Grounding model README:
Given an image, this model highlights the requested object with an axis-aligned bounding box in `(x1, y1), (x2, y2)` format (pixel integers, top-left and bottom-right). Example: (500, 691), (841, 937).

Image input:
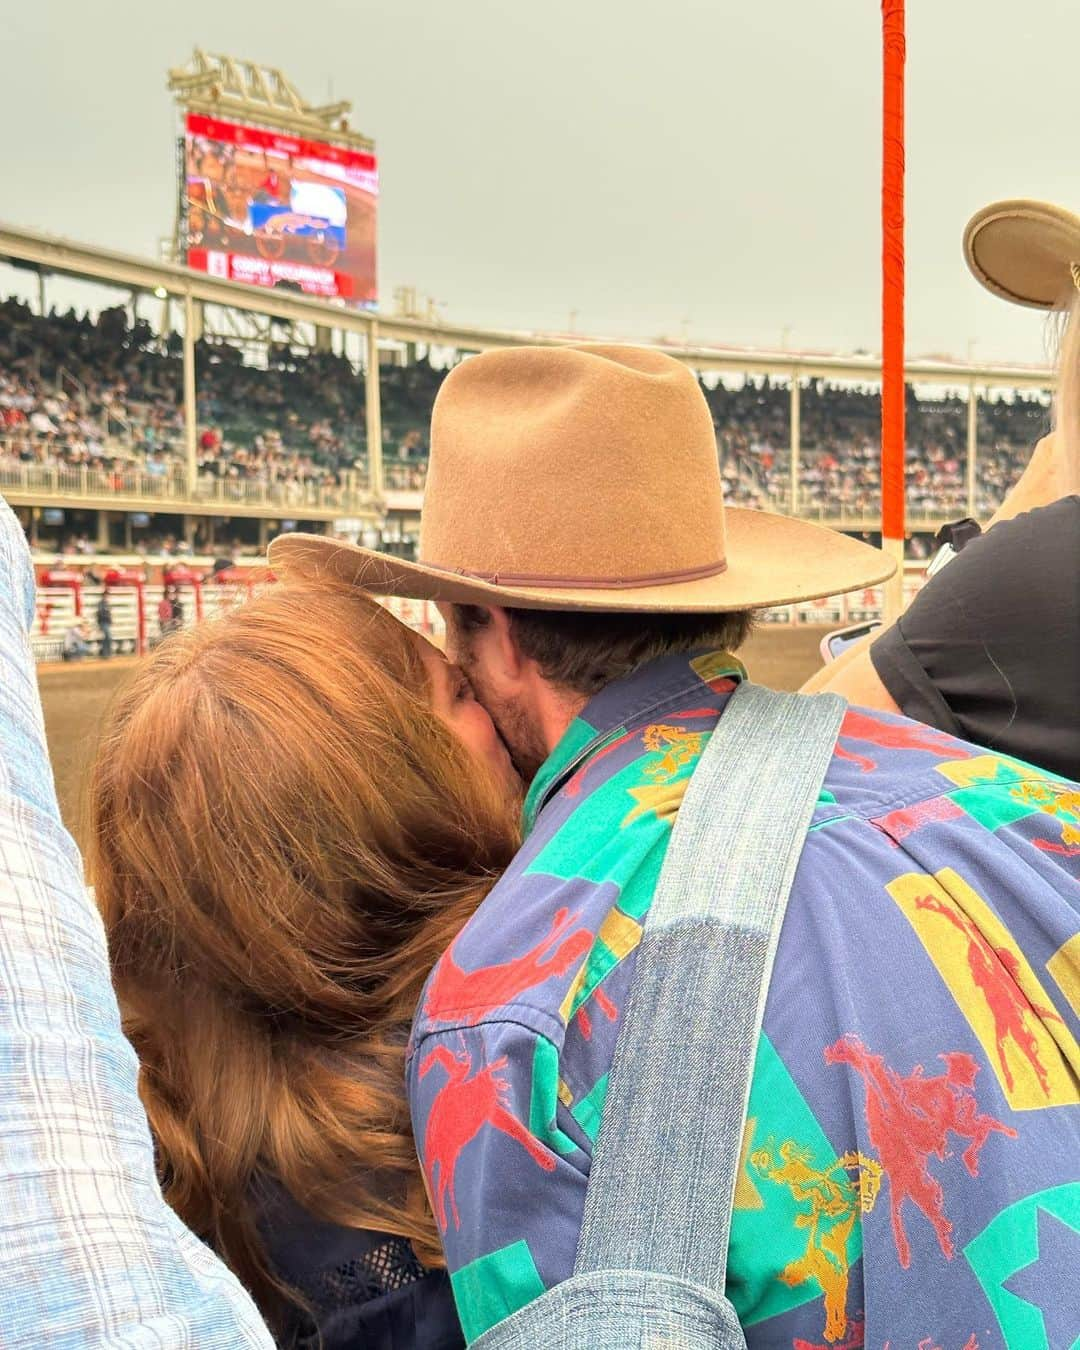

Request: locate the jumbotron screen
(182, 112), (378, 306)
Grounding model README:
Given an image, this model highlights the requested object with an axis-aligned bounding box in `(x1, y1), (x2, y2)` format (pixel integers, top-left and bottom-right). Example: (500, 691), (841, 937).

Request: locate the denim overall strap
(574, 683), (846, 1291)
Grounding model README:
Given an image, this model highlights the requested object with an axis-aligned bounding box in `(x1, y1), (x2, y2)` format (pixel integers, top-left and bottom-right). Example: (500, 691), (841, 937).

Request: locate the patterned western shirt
(408, 649), (1080, 1350)
(0, 497), (274, 1347)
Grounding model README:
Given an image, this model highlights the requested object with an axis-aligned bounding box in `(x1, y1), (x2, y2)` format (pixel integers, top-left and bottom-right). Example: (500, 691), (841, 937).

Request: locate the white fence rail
(33, 562), (921, 664)
(32, 576), (442, 663)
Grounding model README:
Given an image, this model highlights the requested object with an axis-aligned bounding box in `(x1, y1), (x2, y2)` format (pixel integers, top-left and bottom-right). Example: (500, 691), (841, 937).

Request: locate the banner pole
(881, 0), (906, 621)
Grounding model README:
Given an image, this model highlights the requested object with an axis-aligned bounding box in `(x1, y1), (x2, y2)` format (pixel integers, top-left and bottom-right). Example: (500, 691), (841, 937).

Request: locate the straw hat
(963, 198), (1080, 309)
(269, 344), (893, 612)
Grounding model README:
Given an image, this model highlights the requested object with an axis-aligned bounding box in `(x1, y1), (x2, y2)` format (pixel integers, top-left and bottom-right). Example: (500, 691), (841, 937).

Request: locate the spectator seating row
(1, 294), (1049, 518)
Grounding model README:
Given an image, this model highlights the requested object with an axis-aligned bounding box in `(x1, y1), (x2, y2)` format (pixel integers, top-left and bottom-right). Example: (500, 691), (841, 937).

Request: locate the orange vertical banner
(881, 0), (906, 549)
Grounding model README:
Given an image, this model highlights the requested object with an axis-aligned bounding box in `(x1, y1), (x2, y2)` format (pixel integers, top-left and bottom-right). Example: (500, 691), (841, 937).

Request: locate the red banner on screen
(182, 112), (377, 307)
(186, 113), (377, 173)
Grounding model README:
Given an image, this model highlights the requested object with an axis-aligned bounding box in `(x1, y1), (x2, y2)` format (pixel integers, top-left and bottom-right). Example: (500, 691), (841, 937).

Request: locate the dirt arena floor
(39, 626), (830, 853)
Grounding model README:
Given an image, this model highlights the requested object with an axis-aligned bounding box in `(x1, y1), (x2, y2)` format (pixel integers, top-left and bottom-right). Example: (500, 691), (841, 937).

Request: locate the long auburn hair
(88, 583), (518, 1328)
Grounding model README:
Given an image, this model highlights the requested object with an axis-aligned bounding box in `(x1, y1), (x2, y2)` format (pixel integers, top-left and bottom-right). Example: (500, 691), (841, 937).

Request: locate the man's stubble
(457, 654), (550, 785)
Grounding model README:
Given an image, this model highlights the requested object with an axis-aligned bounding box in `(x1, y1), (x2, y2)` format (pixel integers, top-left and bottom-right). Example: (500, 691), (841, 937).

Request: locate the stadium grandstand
(0, 220), (1055, 658)
(0, 49), (1056, 658)
(0, 276), (1052, 538)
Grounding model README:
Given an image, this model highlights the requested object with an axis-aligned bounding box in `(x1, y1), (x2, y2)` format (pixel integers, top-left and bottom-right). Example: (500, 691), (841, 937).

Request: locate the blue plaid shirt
(0, 496), (273, 1347)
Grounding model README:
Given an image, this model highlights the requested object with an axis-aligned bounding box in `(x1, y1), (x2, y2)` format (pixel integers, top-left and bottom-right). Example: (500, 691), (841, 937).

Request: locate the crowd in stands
(48, 532), (200, 561)
(708, 376), (1048, 519)
(0, 297), (182, 475)
(0, 294), (446, 498)
(0, 294), (1048, 518)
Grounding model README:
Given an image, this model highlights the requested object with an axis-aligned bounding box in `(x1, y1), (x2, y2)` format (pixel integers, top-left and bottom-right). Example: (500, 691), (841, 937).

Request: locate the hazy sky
(3, 1), (1078, 365)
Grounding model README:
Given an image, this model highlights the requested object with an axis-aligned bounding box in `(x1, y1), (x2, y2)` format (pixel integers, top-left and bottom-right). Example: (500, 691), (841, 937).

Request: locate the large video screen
(182, 112), (378, 306)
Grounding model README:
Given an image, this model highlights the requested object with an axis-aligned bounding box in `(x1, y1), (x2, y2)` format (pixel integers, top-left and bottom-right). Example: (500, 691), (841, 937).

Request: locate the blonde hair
(89, 584), (519, 1330)
(1053, 289), (1080, 493)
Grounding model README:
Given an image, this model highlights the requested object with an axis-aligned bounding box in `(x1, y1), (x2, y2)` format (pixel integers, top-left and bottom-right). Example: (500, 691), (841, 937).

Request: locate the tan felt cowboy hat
(269, 344), (894, 612)
(964, 198), (1080, 310)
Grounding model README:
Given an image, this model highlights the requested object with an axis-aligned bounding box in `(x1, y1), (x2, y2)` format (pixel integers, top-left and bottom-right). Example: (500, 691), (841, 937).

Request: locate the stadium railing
(0, 456), (371, 515)
(1, 441), (981, 533)
(28, 570), (932, 664)
(2, 458), (968, 533)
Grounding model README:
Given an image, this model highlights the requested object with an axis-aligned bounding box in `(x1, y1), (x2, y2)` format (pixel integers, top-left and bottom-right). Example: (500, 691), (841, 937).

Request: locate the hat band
(417, 557), (728, 590)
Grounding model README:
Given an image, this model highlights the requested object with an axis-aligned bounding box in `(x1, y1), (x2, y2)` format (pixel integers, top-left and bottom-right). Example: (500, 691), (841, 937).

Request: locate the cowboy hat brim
(268, 509), (895, 613)
(963, 198), (1080, 310)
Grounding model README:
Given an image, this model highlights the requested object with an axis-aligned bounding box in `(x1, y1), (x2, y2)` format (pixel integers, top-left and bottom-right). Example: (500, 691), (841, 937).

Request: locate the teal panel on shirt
(523, 716), (604, 831)
(524, 753), (688, 902)
(529, 1036), (583, 1158)
(450, 1239), (548, 1343)
(963, 1182), (1080, 1349)
(808, 786), (854, 832)
(727, 1033), (864, 1336)
(950, 782), (1047, 834)
(570, 1072), (609, 1144)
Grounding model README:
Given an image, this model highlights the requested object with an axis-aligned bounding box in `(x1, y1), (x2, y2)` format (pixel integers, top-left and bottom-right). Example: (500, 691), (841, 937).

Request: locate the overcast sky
(2, 0), (1077, 365)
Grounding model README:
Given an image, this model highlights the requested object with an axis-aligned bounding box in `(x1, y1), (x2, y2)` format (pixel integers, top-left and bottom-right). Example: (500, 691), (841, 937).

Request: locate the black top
(870, 496), (1080, 780)
(258, 1183), (464, 1350)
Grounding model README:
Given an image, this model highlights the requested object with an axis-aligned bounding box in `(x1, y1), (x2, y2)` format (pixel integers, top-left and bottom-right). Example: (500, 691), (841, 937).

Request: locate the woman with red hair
(89, 584), (521, 1349)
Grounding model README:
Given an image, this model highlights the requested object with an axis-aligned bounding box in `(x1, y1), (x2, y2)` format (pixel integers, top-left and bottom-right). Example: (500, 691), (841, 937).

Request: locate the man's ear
(486, 606), (526, 682)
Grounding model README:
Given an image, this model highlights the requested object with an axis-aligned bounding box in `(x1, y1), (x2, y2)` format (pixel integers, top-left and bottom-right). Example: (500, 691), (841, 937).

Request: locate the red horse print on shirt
(419, 1043), (556, 1231)
(835, 710), (970, 774)
(871, 796), (966, 844)
(913, 893), (1063, 1096)
(825, 1035), (1015, 1270)
(575, 985), (619, 1040)
(423, 907), (593, 1027)
(564, 730), (639, 797)
(794, 1319), (865, 1350)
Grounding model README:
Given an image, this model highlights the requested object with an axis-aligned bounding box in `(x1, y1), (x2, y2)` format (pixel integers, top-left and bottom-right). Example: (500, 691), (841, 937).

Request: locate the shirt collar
(523, 648), (746, 831)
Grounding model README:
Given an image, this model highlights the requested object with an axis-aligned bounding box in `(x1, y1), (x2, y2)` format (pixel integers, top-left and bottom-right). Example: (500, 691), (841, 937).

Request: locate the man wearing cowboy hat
(271, 345), (1080, 1348)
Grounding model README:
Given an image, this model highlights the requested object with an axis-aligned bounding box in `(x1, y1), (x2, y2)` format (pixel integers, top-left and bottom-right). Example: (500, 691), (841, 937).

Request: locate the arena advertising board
(181, 112), (378, 306)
